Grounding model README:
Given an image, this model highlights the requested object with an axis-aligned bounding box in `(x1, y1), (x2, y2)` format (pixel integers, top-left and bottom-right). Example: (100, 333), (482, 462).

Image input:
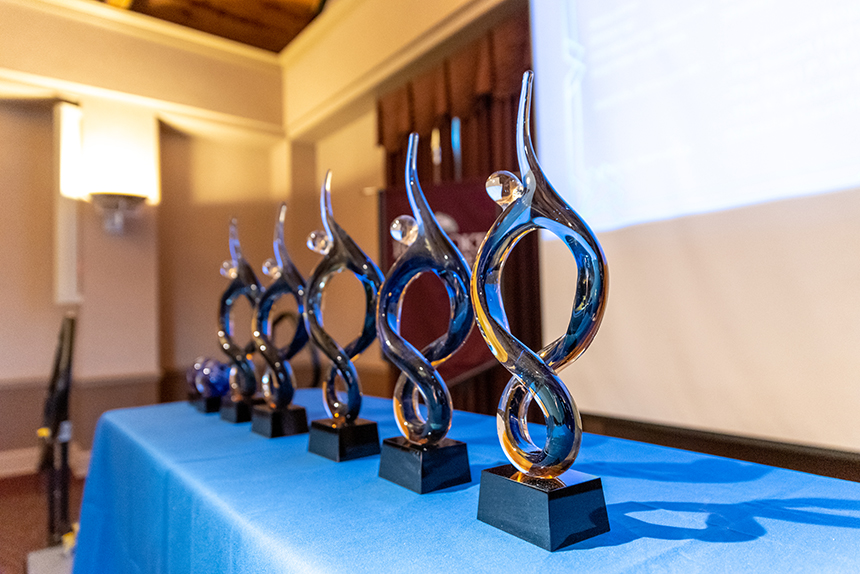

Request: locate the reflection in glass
(304, 172), (384, 422)
(377, 133), (473, 446)
(218, 219), (263, 404)
(253, 203), (309, 410)
(187, 357), (230, 398)
(472, 71), (609, 479)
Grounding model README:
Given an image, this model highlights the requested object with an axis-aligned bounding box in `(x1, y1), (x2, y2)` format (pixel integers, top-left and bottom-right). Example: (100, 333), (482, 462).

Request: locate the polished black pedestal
(307, 418), (380, 462)
(378, 436), (471, 493)
(219, 397), (263, 423)
(251, 404), (308, 438)
(477, 464), (609, 551)
(191, 396), (222, 413)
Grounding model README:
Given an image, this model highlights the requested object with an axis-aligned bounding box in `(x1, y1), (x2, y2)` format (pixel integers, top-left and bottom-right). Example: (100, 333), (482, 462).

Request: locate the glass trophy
(376, 133), (473, 493)
(249, 203), (311, 438)
(218, 219), (264, 423)
(187, 357), (230, 413)
(472, 71), (610, 550)
(303, 171), (384, 461)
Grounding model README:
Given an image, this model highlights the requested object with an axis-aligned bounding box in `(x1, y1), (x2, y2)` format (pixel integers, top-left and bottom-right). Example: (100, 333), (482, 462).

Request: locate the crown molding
(0, 68), (285, 138)
(6, 0), (281, 71)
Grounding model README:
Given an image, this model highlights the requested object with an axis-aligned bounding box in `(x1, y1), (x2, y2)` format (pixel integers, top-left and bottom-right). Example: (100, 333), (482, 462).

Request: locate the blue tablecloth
(73, 389), (860, 573)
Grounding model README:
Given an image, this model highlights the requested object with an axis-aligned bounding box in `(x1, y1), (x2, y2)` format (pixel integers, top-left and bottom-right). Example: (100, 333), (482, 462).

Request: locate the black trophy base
(477, 463), (610, 551)
(219, 397), (263, 423)
(251, 404), (309, 438)
(307, 418), (380, 462)
(378, 436), (471, 494)
(191, 396), (222, 413)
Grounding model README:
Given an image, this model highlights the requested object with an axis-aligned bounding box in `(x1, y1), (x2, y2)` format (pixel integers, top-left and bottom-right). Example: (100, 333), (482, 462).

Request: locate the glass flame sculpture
(304, 172), (384, 423)
(472, 71), (609, 480)
(253, 203), (309, 411)
(218, 219), (263, 408)
(377, 133), (474, 446)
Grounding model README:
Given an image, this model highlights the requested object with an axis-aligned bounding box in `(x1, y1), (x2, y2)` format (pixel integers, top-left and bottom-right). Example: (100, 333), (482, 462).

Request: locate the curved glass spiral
(377, 133), (474, 446)
(304, 172), (384, 422)
(471, 71), (609, 479)
(218, 219), (263, 403)
(253, 203), (310, 410)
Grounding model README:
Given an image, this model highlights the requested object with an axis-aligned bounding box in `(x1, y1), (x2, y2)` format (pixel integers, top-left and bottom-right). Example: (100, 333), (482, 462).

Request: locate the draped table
(73, 389), (860, 573)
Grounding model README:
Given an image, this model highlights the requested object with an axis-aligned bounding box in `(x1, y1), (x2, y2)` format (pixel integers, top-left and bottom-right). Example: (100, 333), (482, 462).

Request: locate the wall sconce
(56, 96), (159, 236)
(53, 96), (159, 303)
(89, 192), (147, 235)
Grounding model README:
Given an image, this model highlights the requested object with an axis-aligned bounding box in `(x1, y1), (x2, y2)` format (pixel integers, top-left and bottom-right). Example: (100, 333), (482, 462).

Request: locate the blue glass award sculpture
(376, 133), (473, 493)
(218, 219), (264, 423)
(472, 71), (610, 550)
(188, 357), (230, 413)
(303, 171), (384, 461)
(250, 203), (311, 438)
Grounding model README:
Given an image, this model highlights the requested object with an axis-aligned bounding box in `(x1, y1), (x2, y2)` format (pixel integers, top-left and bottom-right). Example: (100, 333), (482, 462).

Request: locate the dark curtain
(376, 10), (542, 415)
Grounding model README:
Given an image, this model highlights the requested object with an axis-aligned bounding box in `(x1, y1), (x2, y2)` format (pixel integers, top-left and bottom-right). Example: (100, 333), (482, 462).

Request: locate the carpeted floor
(0, 474), (84, 574)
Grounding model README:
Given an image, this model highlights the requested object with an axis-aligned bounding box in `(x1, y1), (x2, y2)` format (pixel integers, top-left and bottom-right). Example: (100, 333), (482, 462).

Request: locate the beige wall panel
(158, 125), (283, 373)
(0, 101), (65, 380)
(74, 200), (159, 378)
(541, 188), (860, 452)
(284, 141), (319, 278)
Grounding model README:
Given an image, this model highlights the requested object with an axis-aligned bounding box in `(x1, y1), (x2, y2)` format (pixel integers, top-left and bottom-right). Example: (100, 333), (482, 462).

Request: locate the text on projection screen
(562, 0), (860, 231)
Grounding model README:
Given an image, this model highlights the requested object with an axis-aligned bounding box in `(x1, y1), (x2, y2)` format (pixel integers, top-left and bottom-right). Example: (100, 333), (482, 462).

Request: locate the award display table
(73, 389), (860, 573)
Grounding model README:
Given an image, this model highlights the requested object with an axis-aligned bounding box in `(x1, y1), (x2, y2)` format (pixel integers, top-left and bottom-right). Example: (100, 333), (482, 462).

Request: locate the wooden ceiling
(102, 0), (326, 53)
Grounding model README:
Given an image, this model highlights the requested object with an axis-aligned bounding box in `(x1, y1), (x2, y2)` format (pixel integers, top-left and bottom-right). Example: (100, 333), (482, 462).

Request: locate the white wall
(532, 0), (860, 452)
(541, 189), (860, 452)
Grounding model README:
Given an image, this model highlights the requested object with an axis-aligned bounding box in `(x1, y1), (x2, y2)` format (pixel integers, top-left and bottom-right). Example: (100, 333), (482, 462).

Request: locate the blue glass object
(188, 357), (230, 398)
(253, 203), (309, 410)
(377, 133), (474, 446)
(472, 71), (609, 479)
(304, 172), (384, 422)
(218, 219), (263, 403)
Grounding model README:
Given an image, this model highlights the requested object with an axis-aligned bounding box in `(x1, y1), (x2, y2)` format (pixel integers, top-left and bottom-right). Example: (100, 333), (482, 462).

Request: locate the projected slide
(561, 0), (860, 230)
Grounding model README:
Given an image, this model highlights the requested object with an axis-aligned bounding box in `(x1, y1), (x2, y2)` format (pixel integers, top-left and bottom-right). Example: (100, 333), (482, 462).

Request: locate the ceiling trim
(0, 67), (285, 138)
(9, 0), (282, 70)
